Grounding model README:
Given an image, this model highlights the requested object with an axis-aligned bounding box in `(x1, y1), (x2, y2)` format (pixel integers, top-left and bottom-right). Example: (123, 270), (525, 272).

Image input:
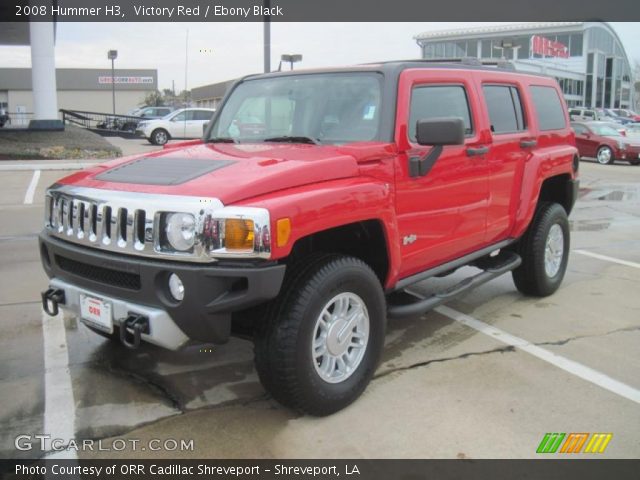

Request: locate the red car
(40, 61), (579, 415)
(572, 121), (640, 165)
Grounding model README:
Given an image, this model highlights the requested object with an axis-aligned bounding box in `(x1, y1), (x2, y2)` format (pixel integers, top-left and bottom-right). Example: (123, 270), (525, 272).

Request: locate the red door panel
(393, 69), (489, 279)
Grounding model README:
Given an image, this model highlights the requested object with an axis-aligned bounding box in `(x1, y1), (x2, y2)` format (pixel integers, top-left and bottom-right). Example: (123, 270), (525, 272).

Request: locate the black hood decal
(96, 157), (235, 185)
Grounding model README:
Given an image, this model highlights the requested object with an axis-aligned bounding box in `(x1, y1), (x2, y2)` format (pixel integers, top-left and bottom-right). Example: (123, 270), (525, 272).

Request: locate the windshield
(208, 73), (382, 144)
(591, 125), (621, 136)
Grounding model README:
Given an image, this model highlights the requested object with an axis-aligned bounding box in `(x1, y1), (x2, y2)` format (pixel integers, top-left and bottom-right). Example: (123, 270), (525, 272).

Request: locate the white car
(136, 108), (215, 145)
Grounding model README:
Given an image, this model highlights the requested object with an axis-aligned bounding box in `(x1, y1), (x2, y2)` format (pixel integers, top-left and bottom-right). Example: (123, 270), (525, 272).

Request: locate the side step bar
(387, 251), (521, 318)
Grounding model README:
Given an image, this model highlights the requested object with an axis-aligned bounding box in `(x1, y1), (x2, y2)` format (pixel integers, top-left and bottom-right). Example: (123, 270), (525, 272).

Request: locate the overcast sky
(1, 22), (638, 91)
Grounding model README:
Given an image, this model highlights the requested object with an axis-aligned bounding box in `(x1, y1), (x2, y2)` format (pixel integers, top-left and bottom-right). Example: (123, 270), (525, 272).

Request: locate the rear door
(394, 69), (490, 278)
(479, 80), (531, 242)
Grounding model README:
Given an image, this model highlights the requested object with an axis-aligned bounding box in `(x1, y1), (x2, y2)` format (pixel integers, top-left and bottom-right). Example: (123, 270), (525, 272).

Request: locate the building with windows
(415, 22), (634, 109)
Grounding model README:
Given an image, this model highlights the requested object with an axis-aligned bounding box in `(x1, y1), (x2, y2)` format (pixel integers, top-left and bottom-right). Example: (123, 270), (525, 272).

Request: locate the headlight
(164, 212), (196, 251)
(158, 206), (272, 260)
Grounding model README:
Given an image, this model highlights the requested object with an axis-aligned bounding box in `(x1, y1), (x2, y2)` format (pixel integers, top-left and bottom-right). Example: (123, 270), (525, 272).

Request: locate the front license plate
(80, 294), (113, 333)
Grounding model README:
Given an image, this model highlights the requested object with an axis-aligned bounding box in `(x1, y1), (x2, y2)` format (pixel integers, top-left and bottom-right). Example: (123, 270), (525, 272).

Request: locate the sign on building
(98, 76), (154, 85)
(530, 35), (569, 59)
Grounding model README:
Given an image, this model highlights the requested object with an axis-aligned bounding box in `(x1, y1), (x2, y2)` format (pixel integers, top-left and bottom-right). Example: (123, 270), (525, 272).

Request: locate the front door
(394, 70), (489, 279)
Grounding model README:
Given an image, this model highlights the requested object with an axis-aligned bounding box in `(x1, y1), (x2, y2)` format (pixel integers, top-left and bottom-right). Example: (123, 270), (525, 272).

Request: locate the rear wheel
(512, 202), (570, 297)
(596, 145), (614, 165)
(254, 254), (386, 416)
(629, 159), (640, 166)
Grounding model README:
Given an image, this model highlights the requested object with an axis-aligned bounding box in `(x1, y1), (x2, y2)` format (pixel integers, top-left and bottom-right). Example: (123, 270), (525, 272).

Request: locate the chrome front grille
(44, 185), (225, 262)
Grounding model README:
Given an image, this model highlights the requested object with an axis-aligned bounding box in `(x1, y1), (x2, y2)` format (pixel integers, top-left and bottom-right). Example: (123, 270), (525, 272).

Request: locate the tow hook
(119, 313), (150, 349)
(41, 288), (65, 316)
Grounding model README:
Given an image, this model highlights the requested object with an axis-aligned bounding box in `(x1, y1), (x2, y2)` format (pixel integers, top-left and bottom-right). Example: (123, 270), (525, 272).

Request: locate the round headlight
(165, 213), (196, 251)
(168, 273), (184, 302)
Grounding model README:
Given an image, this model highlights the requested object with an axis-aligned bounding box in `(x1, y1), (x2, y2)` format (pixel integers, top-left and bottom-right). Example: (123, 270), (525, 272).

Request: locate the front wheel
(150, 128), (169, 145)
(512, 202), (570, 297)
(629, 159), (640, 166)
(596, 145), (614, 165)
(254, 254), (386, 416)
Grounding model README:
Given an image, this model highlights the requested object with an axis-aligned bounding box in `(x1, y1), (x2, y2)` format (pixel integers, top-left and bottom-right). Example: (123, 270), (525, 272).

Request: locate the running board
(387, 251), (521, 318)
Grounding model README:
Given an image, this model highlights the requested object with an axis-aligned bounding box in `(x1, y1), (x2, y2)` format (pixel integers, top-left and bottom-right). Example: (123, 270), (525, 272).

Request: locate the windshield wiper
(263, 136), (319, 145)
(208, 137), (237, 144)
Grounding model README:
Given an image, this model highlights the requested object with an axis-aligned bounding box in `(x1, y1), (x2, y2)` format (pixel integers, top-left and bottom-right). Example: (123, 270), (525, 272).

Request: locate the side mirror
(416, 117), (465, 146)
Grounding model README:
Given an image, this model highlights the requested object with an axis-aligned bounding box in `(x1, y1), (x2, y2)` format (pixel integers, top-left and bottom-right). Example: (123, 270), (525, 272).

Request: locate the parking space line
(434, 305), (640, 405)
(42, 311), (77, 459)
(23, 170), (41, 204)
(0, 162), (96, 171)
(573, 249), (640, 270)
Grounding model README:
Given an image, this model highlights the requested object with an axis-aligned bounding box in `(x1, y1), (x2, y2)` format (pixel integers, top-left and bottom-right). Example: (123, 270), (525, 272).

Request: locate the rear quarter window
(529, 85), (567, 131)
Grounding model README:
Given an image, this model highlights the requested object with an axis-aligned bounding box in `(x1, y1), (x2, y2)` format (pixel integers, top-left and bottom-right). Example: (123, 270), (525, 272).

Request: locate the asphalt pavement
(0, 151), (638, 460)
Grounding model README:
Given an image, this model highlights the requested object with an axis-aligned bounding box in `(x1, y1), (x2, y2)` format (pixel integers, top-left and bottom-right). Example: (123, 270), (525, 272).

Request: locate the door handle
(466, 146), (489, 156)
(520, 139), (537, 148)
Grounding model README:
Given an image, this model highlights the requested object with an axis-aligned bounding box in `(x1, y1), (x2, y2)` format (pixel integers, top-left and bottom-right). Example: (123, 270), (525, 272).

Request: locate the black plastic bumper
(39, 232), (286, 344)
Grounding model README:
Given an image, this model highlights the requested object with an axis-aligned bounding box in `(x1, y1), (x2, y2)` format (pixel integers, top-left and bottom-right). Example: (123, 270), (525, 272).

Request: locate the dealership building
(0, 67), (158, 125)
(0, 20), (157, 128)
(415, 22), (635, 109)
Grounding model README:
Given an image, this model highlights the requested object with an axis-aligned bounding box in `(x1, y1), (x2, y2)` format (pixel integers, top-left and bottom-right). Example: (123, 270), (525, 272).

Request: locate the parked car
(569, 108), (598, 122)
(572, 121), (640, 165)
(594, 108), (626, 125)
(610, 108), (640, 122)
(136, 108), (215, 145)
(118, 106), (174, 132)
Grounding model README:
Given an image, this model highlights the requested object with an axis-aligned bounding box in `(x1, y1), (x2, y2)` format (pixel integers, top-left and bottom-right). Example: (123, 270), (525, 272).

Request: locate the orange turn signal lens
(224, 219), (254, 251)
(276, 218), (291, 247)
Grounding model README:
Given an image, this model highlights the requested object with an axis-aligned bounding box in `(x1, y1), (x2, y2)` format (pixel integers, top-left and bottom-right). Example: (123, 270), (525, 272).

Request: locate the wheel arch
(288, 219), (391, 287)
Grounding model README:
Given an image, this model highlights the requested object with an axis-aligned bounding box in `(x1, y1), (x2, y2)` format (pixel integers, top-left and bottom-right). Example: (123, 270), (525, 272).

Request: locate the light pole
(108, 50), (118, 114)
(280, 54), (302, 71)
(263, 0), (271, 73)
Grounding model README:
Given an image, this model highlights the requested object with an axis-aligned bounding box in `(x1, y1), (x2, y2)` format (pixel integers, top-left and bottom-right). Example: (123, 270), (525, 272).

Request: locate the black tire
(150, 128), (169, 145)
(254, 254), (386, 416)
(512, 202), (570, 297)
(596, 145), (614, 165)
(629, 159), (640, 166)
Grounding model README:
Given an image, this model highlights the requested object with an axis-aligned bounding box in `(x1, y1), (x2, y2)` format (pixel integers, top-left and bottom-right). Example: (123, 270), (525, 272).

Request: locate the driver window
(409, 85), (473, 142)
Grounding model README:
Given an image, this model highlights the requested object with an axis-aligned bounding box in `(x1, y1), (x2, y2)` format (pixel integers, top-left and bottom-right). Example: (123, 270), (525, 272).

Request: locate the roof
(242, 59), (550, 82)
(415, 22), (584, 42)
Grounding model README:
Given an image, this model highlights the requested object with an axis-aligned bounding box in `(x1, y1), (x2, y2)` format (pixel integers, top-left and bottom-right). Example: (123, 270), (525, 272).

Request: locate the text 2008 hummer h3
(40, 60), (579, 415)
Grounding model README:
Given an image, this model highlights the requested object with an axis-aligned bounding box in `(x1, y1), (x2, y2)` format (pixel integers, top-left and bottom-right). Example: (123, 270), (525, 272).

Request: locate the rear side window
(483, 85), (526, 134)
(194, 110), (213, 121)
(409, 85), (473, 141)
(530, 86), (566, 131)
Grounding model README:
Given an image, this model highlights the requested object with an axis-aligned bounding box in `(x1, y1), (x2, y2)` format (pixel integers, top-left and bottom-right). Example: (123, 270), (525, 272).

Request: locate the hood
(57, 142), (365, 204)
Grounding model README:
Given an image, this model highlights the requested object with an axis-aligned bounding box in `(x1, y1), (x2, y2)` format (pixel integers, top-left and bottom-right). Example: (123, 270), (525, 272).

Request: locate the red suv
(40, 60), (579, 415)
(572, 121), (640, 165)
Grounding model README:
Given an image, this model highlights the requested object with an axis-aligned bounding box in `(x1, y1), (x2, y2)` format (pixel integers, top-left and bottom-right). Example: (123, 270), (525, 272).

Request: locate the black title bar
(3, 459), (640, 480)
(1, 0), (640, 22)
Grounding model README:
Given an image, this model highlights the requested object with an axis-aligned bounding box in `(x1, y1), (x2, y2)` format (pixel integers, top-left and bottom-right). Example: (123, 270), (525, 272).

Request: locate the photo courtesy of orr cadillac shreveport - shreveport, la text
(15, 463), (348, 476)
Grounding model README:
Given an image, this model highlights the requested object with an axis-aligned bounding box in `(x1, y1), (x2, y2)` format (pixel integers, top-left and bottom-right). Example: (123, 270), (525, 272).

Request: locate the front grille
(43, 185), (224, 262)
(55, 255), (141, 290)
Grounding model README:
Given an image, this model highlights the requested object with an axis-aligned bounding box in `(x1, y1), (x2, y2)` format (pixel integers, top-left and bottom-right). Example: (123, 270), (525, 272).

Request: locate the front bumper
(39, 232), (286, 348)
(617, 146), (640, 160)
